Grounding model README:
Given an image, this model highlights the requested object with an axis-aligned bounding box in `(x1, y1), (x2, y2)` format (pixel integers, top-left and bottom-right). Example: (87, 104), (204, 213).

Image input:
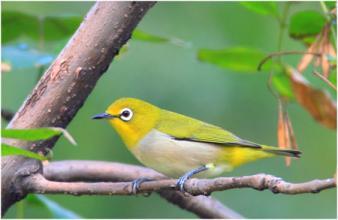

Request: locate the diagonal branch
(1, 2), (155, 214)
(43, 160), (243, 219)
(1, 3), (240, 218)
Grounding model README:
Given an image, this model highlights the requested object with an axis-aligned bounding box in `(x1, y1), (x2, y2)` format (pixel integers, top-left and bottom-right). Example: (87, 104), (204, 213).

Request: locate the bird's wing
(156, 110), (262, 149)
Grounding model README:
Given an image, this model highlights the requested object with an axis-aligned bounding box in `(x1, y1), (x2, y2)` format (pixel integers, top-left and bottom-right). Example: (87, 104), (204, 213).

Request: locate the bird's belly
(131, 129), (232, 178)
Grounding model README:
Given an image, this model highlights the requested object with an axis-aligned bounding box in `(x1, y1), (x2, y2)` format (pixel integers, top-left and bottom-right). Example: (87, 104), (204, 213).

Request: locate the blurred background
(2, 1), (336, 218)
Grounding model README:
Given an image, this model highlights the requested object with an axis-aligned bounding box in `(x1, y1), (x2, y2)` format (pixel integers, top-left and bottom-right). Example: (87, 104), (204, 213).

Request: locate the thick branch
(1, 2), (155, 214)
(43, 161), (243, 219)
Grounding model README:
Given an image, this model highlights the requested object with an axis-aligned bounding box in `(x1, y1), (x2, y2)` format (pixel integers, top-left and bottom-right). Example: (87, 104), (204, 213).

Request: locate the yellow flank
(218, 146), (273, 167)
(96, 97), (301, 178)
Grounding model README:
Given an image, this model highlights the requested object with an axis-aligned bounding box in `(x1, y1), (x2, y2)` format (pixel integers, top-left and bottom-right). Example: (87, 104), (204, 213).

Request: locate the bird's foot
(176, 173), (191, 193)
(176, 165), (209, 193)
(131, 177), (152, 195)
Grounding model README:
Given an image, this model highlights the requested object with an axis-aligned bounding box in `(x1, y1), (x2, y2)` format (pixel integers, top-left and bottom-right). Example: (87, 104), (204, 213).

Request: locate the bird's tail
(261, 145), (301, 158)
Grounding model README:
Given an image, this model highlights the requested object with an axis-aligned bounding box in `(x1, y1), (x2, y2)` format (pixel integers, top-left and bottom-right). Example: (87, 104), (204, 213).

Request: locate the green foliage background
(2, 2), (336, 218)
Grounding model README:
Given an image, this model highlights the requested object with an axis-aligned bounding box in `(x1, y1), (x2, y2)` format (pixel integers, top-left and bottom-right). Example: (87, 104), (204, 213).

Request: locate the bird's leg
(131, 177), (153, 195)
(176, 165), (210, 193)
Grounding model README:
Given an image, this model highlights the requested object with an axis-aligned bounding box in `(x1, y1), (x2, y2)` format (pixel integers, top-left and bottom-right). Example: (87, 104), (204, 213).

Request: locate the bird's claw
(131, 177), (152, 195)
(176, 174), (190, 193)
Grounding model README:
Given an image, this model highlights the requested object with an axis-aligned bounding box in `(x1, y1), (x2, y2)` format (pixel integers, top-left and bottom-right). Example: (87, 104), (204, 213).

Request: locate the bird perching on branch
(93, 98), (301, 192)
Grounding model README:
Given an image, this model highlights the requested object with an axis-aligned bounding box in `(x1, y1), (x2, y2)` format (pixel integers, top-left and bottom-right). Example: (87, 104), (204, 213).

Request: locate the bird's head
(92, 97), (160, 147)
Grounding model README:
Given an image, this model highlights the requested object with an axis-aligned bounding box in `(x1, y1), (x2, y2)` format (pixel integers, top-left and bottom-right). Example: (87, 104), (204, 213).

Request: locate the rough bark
(1, 1), (155, 214)
(43, 160), (243, 219)
(40, 161), (336, 196)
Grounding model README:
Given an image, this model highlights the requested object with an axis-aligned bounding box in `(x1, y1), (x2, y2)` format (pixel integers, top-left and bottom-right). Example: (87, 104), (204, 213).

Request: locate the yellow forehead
(106, 97), (158, 115)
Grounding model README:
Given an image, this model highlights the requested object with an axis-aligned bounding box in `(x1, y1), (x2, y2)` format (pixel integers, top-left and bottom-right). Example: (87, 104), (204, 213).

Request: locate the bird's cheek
(109, 119), (126, 132)
(108, 118), (118, 127)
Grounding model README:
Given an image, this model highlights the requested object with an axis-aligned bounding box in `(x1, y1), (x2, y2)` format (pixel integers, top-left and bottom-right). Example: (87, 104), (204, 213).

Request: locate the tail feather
(262, 146), (301, 158)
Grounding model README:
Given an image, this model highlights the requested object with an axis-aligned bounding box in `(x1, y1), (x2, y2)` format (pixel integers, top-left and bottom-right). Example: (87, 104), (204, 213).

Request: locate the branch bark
(1, 1), (155, 214)
(1, 3), (238, 218)
(39, 161), (336, 196)
(27, 173), (335, 196)
(43, 160), (243, 219)
(19, 160), (335, 218)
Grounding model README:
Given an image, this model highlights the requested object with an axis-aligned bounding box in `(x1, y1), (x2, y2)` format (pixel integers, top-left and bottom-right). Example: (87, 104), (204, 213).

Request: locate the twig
(43, 160), (243, 219)
(313, 71), (337, 91)
(257, 51), (322, 71)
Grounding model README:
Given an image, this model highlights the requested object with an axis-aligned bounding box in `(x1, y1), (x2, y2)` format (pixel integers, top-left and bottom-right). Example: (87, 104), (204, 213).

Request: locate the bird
(92, 97), (301, 193)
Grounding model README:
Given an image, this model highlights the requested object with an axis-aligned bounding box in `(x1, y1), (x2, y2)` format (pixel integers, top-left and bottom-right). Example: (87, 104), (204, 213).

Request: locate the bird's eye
(119, 108), (133, 121)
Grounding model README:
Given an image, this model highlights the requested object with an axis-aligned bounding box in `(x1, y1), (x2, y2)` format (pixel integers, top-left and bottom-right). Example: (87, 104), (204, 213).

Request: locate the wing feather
(156, 110), (261, 149)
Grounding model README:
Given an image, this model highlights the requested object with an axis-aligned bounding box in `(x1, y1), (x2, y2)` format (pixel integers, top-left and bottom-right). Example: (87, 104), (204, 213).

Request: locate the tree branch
(42, 160), (243, 219)
(1, 2), (155, 214)
(39, 160), (336, 218)
(22, 163), (335, 217)
(1, 3), (240, 218)
(35, 161), (337, 196)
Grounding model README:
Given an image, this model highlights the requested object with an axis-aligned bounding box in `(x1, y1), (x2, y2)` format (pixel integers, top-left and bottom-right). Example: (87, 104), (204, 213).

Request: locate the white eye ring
(120, 108), (133, 121)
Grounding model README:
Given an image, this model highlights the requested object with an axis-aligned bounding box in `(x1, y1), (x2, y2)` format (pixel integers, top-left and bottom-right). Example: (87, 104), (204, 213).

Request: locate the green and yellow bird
(93, 97), (301, 192)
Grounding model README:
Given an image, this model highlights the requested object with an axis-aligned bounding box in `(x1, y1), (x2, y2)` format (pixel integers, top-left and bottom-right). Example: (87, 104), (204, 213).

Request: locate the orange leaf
(321, 28), (332, 77)
(328, 42), (337, 58)
(277, 100), (297, 166)
(289, 67), (337, 129)
(297, 42), (317, 73)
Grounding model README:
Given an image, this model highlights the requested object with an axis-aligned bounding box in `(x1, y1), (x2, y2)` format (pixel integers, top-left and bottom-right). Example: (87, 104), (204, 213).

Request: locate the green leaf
(329, 71), (337, 85)
(325, 1), (336, 9)
(1, 143), (47, 160)
(26, 195), (82, 219)
(132, 29), (191, 47)
(272, 71), (295, 99)
(198, 47), (274, 73)
(2, 128), (61, 141)
(289, 11), (326, 41)
(2, 11), (81, 44)
(2, 127), (77, 145)
(240, 2), (279, 17)
(132, 29), (167, 43)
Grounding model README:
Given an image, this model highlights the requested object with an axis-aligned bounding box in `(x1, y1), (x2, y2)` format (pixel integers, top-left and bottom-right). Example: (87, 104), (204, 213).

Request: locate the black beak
(92, 113), (114, 120)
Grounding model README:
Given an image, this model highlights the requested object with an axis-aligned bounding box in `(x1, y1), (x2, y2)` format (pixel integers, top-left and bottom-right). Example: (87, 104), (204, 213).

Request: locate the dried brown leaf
(321, 28), (332, 77)
(277, 100), (297, 166)
(289, 67), (337, 129)
(285, 112), (297, 150)
(298, 24), (336, 76)
(297, 42), (317, 73)
(321, 53), (330, 78)
(328, 42), (337, 58)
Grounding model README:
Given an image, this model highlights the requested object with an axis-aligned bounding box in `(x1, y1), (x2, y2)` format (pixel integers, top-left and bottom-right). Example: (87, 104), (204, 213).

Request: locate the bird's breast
(130, 129), (232, 178)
